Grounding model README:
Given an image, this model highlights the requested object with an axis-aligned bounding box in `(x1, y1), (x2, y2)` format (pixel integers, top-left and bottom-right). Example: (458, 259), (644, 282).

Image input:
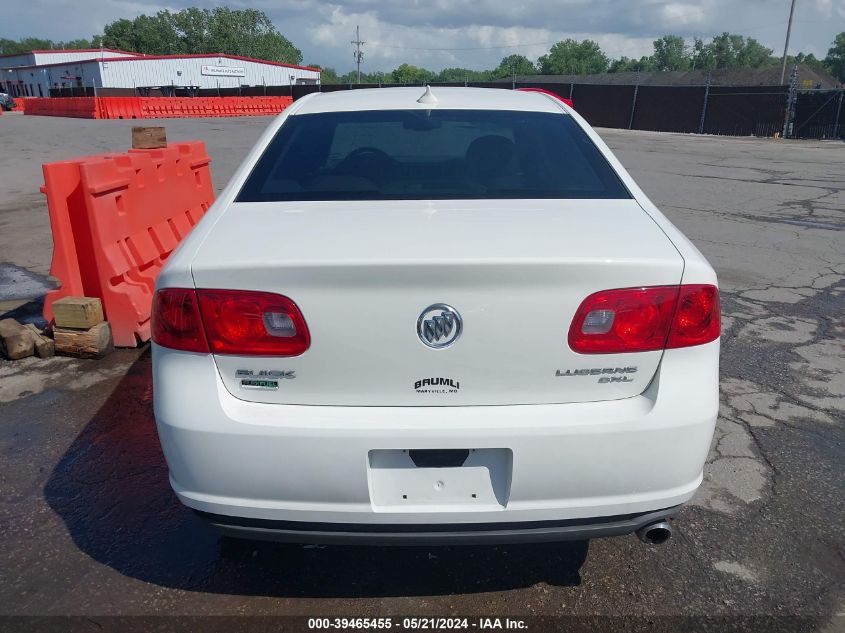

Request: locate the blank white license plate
(367, 448), (512, 512)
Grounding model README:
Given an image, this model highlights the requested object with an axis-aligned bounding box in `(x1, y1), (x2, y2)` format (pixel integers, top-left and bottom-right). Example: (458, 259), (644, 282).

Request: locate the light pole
(779, 0), (797, 85)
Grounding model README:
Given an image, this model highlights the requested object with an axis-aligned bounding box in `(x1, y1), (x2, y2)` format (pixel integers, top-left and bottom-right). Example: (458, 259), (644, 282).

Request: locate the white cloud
(659, 3), (706, 27)
(308, 5), (654, 70)
(0, 0), (842, 72)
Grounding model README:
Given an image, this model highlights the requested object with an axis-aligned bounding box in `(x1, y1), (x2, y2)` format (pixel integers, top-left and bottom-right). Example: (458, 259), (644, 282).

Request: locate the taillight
(152, 288), (311, 356)
(196, 289), (310, 356)
(568, 284), (719, 354)
(569, 286), (679, 353)
(152, 288), (209, 353)
(666, 284), (720, 349)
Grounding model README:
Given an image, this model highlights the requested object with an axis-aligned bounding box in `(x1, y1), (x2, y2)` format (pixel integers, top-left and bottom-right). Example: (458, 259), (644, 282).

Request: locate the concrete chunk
(0, 318), (35, 360)
(23, 323), (56, 358)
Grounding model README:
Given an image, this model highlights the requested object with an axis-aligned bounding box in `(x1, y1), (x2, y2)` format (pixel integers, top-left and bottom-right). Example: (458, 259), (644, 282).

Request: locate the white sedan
(152, 87), (719, 546)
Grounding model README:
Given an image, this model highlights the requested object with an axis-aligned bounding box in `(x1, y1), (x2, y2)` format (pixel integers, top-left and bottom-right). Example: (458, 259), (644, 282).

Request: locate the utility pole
(352, 25), (365, 84)
(628, 72), (640, 130)
(780, 0), (797, 85)
(698, 72), (711, 135)
(782, 65), (798, 138)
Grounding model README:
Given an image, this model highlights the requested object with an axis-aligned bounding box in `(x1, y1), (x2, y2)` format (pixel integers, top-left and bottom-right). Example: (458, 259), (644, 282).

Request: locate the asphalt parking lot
(0, 111), (843, 628)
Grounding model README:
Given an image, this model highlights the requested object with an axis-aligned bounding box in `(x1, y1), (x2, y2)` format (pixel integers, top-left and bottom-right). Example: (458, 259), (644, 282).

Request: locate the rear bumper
(197, 507), (680, 545)
(153, 341), (718, 535)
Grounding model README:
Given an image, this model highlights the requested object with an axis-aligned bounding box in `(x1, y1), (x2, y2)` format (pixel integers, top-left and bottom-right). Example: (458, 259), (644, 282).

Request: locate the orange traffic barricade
(42, 142), (214, 346)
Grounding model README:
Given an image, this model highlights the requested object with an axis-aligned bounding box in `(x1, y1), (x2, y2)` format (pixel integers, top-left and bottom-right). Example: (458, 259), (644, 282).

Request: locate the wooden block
(54, 322), (113, 359)
(132, 126), (167, 149)
(0, 318), (35, 360)
(52, 296), (104, 329)
(24, 323), (55, 358)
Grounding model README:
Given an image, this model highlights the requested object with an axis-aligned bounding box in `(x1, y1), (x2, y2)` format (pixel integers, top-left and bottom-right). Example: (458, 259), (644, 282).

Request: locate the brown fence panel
(264, 86), (294, 97)
(48, 87), (97, 98)
(293, 84), (329, 100)
(103, 80), (838, 139)
(793, 90), (844, 139)
(703, 86), (787, 137)
(567, 84), (635, 129)
(632, 86), (705, 133)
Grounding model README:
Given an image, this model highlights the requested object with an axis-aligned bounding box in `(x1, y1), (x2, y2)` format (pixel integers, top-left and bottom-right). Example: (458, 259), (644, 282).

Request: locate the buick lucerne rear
(152, 87), (719, 545)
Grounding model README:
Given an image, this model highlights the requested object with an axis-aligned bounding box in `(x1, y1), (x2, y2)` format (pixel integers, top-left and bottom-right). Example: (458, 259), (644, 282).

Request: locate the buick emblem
(417, 304), (462, 349)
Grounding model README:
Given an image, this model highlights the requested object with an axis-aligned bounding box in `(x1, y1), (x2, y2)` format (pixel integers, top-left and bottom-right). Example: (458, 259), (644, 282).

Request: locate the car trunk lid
(190, 199), (683, 406)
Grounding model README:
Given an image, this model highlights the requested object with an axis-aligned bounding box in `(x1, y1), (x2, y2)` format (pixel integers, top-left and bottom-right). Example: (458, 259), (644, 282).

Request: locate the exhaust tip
(636, 520), (672, 545)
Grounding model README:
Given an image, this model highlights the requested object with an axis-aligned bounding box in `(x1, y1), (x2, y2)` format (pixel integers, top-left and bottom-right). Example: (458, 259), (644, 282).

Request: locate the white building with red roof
(0, 49), (321, 98)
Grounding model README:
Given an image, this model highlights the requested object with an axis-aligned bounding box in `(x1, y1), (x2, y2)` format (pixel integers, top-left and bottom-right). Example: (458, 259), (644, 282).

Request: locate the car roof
(292, 86), (566, 115)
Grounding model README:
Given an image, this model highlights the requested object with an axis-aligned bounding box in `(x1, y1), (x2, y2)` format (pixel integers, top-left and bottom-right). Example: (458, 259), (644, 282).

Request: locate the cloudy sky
(2, 0), (843, 72)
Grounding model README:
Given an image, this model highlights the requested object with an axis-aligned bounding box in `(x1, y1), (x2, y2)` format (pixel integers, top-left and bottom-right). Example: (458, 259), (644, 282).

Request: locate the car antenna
(417, 85), (438, 105)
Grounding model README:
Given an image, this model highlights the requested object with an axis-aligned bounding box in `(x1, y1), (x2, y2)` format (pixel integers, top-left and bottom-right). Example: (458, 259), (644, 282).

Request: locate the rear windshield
(237, 109), (630, 202)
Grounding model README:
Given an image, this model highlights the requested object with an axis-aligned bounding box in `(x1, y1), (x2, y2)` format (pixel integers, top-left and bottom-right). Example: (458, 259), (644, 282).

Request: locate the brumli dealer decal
(415, 377), (461, 394)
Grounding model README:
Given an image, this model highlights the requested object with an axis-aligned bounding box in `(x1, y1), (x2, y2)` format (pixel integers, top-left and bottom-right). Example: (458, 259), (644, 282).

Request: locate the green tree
(608, 55), (654, 73)
(337, 70), (391, 84)
(57, 37), (102, 49)
(433, 67), (492, 82)
(205, 8), (297, 61)
(733, 36), (773, 67)
(390, 63), (433, 84)
(101, 19), (137, 53)
(824, 31), (845, 82)
(651, 35), (690, 71)
(0, 36), (102, 54)
(784, 52), (827, 73)
(0, 37), (53, 54)
(492, 54), (536, 78)
(171, 8), (211, 54)
(694, 33), (773, 69)
(690, 37), (714, 70)
(16, 37), (57, 52)
(308, 64), (339, 84)
(538, 39), (608, 75)
(132, 11), (182, 54)
(708, 33), (737, 67)
(0, 39), (19, 54)
(100, 7), (302, 64)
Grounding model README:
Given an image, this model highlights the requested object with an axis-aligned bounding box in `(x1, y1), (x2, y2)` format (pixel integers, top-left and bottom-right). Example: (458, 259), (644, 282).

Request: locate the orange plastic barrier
(23, 96), (293, 119)
(41, 153), (122, 311)
(24, 97), (101, 118)
(97, 96), (142, 120)
(11, 97), (29, 111)
(136, 96), (293, 118)
(21, 98), (43, 115)
(42, 142), (214, 346)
